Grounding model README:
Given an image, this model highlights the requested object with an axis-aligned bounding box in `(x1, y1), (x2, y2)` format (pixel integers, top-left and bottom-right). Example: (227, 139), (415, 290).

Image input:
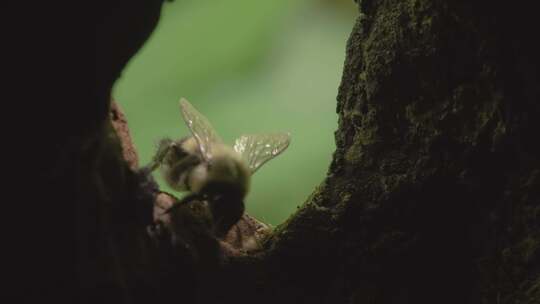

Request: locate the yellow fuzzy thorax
(187, 142), (250, 196)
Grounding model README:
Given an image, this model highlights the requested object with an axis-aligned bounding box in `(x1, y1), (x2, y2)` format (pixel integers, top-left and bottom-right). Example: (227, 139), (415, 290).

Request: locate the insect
(147, 98), (290, 237)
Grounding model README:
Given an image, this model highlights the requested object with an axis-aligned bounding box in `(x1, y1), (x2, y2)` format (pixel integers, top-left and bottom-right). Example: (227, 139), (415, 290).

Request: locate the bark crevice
(85, 1), (539, 303)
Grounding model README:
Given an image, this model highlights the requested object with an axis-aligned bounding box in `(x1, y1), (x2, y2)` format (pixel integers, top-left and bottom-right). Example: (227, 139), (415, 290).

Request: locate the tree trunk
(86, 1), (539, 303)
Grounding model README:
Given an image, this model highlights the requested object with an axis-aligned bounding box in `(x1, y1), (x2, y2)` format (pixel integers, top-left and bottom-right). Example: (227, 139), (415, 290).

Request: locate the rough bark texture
(87, 0), (539, 303)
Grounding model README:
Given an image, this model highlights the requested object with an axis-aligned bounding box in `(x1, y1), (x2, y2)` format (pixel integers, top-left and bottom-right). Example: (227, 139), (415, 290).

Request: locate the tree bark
(87, 1), (539, 303)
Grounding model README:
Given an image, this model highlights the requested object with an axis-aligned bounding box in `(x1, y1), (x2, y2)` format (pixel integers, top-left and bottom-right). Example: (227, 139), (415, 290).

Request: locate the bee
(147, 98), (290, 237)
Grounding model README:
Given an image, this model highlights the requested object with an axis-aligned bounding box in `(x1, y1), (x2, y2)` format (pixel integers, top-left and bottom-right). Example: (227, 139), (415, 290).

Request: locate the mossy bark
(86, 0), (539, 303)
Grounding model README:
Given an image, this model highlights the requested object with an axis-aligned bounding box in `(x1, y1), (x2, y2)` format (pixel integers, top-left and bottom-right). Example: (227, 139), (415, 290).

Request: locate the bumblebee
(148, 98), (290, 236)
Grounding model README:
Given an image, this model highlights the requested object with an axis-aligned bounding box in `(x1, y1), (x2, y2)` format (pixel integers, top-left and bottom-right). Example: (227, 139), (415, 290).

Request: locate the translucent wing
(179, 98), (222, 161)
(234, 133), (291, 174)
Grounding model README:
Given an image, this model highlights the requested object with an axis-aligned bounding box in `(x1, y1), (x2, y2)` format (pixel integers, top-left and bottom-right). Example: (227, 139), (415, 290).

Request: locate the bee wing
(233, 133), (290, 174)
(179, 98), (223, 161)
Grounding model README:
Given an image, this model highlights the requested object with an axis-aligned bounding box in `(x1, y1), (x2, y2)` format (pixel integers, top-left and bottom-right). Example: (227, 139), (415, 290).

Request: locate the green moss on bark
(249, 0), (539, 303)
(88, 1), (538, 303)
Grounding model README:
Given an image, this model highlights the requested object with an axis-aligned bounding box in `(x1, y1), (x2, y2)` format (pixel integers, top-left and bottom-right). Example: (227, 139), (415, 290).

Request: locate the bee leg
(163, 192), (204, 214)
(146, 138), (175, 172)
(210, 198), (245, 238)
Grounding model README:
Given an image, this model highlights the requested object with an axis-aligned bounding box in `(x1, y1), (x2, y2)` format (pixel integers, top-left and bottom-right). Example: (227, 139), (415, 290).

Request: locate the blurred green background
(113, 0), (357, 226)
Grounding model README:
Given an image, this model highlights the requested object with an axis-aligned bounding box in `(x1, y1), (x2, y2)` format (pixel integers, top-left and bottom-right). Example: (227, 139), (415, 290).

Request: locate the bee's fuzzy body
(159, 136), (251, 236)
(161, 137), (250, 197)
(149, 98), (290, 237)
